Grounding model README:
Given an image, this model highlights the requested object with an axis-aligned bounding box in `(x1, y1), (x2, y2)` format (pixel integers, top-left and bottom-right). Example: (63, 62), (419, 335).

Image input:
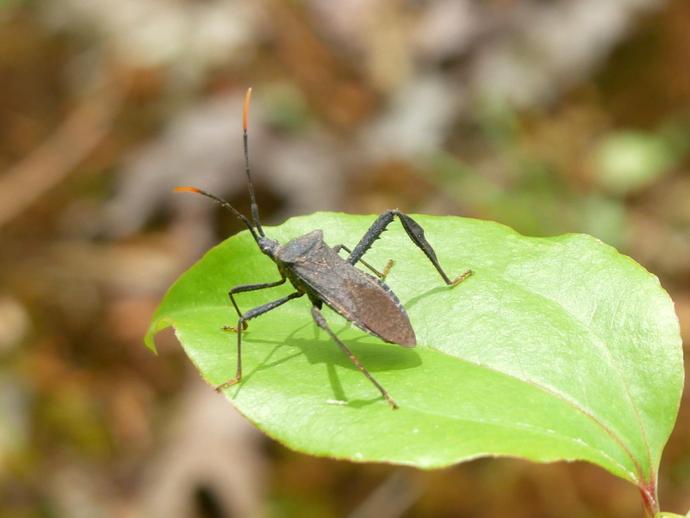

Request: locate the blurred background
(1, 0), (689, 516)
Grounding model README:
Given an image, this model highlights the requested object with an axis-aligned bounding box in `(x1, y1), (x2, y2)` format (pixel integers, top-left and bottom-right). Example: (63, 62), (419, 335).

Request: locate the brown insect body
(276, 230), (416, 347)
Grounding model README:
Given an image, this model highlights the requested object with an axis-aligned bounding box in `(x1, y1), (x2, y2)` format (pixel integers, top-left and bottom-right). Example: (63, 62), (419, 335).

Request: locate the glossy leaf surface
(146, 213), (682, 490)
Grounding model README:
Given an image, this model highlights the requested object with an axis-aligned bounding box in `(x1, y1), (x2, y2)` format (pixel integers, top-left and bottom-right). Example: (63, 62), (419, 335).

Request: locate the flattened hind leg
(310, 306), (398, 409)
(346, 210), (471, 287)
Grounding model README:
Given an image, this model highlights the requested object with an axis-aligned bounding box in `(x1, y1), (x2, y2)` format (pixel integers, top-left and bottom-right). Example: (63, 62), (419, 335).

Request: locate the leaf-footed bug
(175, 88), (472, 409)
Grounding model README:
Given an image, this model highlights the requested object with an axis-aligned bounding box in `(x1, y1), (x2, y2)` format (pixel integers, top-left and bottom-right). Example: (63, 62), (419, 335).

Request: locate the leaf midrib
(398, 401), (634, 477)
(420, 340), (640, 479)
(153, 302), (642, 480)
(240, 378), (634, 476)
(496, 272), (652, 480)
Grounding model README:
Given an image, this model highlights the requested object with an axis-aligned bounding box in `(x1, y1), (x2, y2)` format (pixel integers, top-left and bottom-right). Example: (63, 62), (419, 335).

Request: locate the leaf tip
(144, 317), (174, 355)
(143, 331), (159, 354)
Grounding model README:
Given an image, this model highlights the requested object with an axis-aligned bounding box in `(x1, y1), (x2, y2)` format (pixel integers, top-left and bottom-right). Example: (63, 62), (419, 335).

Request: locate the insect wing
(293, 249), (416, 347)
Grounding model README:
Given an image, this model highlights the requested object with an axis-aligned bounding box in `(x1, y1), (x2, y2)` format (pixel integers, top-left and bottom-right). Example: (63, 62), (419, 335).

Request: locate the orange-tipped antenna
(174, 185), (259, 242)
(242, 87), (264, 237)
(243, 88), (252, 132)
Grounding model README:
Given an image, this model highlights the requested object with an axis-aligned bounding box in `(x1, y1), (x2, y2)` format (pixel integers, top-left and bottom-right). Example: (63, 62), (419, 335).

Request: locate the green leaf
(146, 213), (682, 491)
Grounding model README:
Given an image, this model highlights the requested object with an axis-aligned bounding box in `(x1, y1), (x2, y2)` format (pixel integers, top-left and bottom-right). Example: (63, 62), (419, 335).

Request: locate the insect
(175, 88), (471, 409)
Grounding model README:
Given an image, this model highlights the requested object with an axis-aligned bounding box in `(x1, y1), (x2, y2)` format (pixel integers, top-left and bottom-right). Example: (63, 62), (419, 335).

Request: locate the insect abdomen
(288, 242), (417, 347)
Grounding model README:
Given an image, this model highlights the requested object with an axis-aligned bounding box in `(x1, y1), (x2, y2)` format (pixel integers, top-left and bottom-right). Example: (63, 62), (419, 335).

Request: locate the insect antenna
(174, 186), (260, 243)
(242, 87), (265, 237)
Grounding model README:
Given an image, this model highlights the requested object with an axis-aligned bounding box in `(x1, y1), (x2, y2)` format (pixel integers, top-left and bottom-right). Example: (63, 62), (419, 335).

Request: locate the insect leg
(216, 291), (304, 391)
(333, 244), (394, 281)
(226, 274), (287, 331)
(346, 210), (472, 287)
(310, 306), (398, 409)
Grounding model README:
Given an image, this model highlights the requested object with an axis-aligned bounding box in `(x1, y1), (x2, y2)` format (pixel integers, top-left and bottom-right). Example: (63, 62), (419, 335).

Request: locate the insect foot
(384, 393), (399, 410)
(381, 259), (395, 281)
(215, 377), (240, 392)
(222, 323), (247, 333)
(450, 269), (473, 287)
